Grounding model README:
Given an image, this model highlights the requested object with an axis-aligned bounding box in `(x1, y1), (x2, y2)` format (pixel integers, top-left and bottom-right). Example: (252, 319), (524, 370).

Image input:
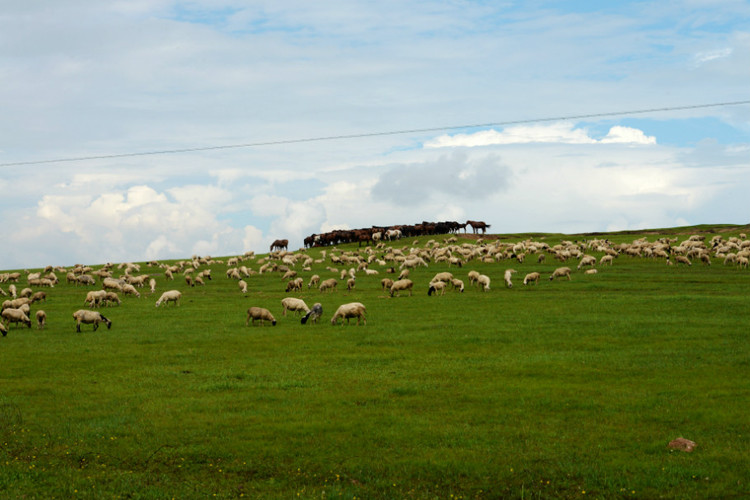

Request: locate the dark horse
(270, 239), (288, 252)
(466, 220), (491, 234)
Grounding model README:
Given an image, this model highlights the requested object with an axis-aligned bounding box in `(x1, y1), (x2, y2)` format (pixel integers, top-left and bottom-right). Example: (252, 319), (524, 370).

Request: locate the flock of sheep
(1, 229), (748, 336)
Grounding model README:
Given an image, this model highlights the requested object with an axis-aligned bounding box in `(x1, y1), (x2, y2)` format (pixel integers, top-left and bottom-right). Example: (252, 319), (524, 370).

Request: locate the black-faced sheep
(155, 290), (182, 307)
(72, 309), (112, 332)
(330, 302), (366, 325)
(428, 281), (447, 296)
(246, 307), (276, 326)
(301, 303), (323, 324)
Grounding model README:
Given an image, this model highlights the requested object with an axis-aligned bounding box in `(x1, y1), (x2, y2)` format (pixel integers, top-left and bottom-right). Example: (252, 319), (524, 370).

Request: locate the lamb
(245, 307), (277, 326)
(239, 280), (248, 294)
(72, 309), (112, 332)
(504, 269), (516, 288)
(549, 267), (572, 281)
(286, 277), (304, 292)
(281, 297), (310, 317)
(428, 280), (447, 296)
(307, 274), (320, 289)
(330, 302), (367, 325)
(301, 303), (323, 324)
(2, 308), (31, 329)
(477, 274), (491, 291)
(35, 310), (46, 329)
(523, 272), (541, 285)
(390, 279), (414, 297)
(381, 278), (394, 291)
(319, 278), (338, 293)
(155, 290), (182, 307)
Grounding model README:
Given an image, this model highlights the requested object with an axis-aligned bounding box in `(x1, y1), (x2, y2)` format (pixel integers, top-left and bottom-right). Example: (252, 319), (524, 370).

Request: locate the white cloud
(425, 123), (656, 148)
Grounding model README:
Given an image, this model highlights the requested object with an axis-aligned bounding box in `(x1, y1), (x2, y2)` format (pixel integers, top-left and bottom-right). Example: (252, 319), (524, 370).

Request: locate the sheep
(428, 280), (447, 296)
(185, 274), (194, 287)
(73, 309), (112, 332)
(76, 275), (96, 286)
(104, 292), (121, 307)
(397, 269), (410, 280)
(308, 274), (320, 289)
(149, 278), (157, 294)
(155, 290), (182, 307)
(671, 255), (692, 266)
(281, 297), (310, 317)
(102, 277), (123, 291)
(245, 307), (277, 326)
(467, 270), (480, 286)
(346, 278), (356, 291)
(121, 283), (141, 298)
(239, 280), (248, 294)
(549, 267), (572, 281)
(577, 255), (597, 270)
(30, 291), (47, 304)
(286, 277), (304, 292)
(319, 278), (338, 293)
(3, 297), (31, 310)
(450, 278), (465, 292)
(84, 290), (107, 308)
(9, 284), (17, 298)
(2, 308), (31, 329)
(390, 279), (414, 297)
(523, 272), (541, 285)
(504, 269), (516, 288)
(584, 269), (598, 275)
(19, 287), (33, 298)
(381, 278), (394, 291)
(0, 321), (6, 336)
(330, 302), (367, 325)
(477, 274), (491, 291)
(599, 254), (614, 266)
(431, 272), (453, 284)
(35, 310), (46, 329)
(301, 303), (323, 324)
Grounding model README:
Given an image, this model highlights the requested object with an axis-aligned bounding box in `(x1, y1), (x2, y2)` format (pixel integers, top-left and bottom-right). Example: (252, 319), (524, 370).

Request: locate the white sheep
(599, 254), (614, 266)
(390, 279), (414, 297)
(102, 277), (123, 291)
(577, 255), (597, 270)
(467, 270), (480, 286)
(104, 292), (121, 306)
(428, 280), (447, 296)
(84, 290), (107, 308)
(149, 278), (157, 294)
(246, 307), (277, 326)
(308, 274), (320, 289)
(281, 297), (310, 317)
(36, 310), (46, 329)
(2, 308), (31, 329)
(286, 277), (304, 292)
(450, 278), (465, 292)
(121, 283), (141, 298)
(381, 278), (394, 291)
(319, 278), (338, 293)
(155, 290), (182, 307)
(397, 269), (410, 280)
(504, 269), (516, 288)
(549, 267), (572, 281)
(72, 309), (112, 332)
(0, 321), (6, 337)
(330, 302), (367, 325)
(346, 278), (356, 291)
(523, 272), (541, 285)
(239, 280), (248, 294)
(477, 274), (491, 291)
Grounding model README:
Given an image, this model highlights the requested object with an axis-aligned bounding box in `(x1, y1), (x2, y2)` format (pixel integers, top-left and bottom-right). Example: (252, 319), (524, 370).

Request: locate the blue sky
(0, 1), (749, 268)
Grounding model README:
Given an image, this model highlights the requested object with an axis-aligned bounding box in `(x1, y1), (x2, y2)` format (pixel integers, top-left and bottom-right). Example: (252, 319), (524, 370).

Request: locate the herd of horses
(274, 220), (492, 250)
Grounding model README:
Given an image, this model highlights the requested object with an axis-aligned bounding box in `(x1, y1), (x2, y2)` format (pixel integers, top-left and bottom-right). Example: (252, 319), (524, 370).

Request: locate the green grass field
(1, 225), (749, 499)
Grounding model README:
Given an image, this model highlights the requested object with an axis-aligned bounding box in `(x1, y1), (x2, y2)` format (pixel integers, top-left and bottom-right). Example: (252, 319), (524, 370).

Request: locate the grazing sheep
(149, 278), (157, 294)
(102, 277), (123, 291)
(76, 275), (96, 286)
(121, 283), (141, 298)
(281, 297), (310, 317)
(537, 253), (546, 264)
(155, 290), (182, 307)
(72, 309), (112, 332)
(397, 269), (410, 280)
(346, 278), (356, 291)
(0, 321), (6, 337)
(477, 274), (491, 291)
(301, 303), (323, 324)
(330, 302), (367, 326)
(450, 278), (465, 292)
(431, 272), (453, 284)
(671, 255), (692, 266)
(319, 278), (338, 293)
(239, 280), (248, 294)
(523, 272), (541, 285)
(467, 270), (480, 286)
(584, 269), (598, 275)
(428, 280), (447, 296)
(9, 284), (17, 298)
(504, 269), (516, 288)
(30, 291), (47, 304)
(381, 278), (394, 291)
(246, 307), (277, 326)
(286, 277), (304, 292)
(185, 274), (194, 287)
(549, 267), (572, 281)
(84, 290), (107, 308)
(577, 255), (597, 270)
(35, 310), (46, 329)
(390, 279), (414, 297)
(308, 274), (320, 289)
(2, 308), (31, 329)
(104, 292), (121, 307)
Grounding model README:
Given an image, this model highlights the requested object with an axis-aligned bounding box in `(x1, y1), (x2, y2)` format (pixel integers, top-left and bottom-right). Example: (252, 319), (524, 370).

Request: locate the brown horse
(270, 239), (288, 252)
(466, 220), (491, 234)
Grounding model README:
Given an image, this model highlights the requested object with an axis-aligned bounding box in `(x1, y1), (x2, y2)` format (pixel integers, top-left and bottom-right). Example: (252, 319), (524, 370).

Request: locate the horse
(270, 239), (289, 252)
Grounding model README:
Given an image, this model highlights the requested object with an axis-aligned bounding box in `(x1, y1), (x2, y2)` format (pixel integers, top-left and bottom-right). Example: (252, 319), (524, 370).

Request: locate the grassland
(1, 224), (749, 499)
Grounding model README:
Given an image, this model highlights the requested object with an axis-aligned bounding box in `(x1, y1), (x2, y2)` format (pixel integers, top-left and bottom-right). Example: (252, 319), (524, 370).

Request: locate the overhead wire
(1, 99), (748, 167)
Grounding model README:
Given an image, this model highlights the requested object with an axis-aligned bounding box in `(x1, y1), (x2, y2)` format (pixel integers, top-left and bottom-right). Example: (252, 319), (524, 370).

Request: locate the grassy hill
(1, 224), (749, 499)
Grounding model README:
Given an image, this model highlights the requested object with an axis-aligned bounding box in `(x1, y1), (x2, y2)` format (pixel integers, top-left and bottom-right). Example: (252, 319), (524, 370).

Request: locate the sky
(1, 0), (749, 269)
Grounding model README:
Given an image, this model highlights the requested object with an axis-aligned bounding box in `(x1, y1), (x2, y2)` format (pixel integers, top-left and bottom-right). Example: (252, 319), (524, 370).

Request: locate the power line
(2, 100), (749, 167)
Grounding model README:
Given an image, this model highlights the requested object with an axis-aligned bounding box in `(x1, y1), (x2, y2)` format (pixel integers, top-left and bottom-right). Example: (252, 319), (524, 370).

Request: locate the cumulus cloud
(424, 123), (656, 148)
(371, 151), (512, 205)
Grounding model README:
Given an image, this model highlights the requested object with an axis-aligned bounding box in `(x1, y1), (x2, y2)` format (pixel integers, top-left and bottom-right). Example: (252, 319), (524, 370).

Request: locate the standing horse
(270, 239), (289, 252)
(466, 220), (491, 234)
